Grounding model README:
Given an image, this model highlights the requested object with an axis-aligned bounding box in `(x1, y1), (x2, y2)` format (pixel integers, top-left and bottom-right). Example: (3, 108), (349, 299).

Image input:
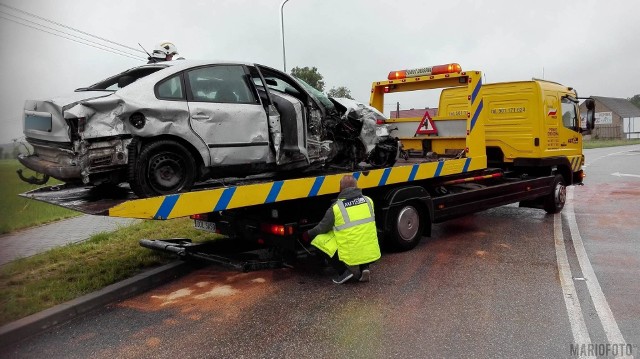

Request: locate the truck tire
(386, 203), (423, 251)
(130, 140), (196, 198)
(544, 175), (566, 214)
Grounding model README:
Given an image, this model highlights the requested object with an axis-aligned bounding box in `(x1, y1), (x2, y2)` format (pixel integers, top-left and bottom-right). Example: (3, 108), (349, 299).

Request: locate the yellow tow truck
(21, 63), (595, 269)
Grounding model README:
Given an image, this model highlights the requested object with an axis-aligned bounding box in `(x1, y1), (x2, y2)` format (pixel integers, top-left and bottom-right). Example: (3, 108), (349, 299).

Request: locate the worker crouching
(305, 175), (381, 284)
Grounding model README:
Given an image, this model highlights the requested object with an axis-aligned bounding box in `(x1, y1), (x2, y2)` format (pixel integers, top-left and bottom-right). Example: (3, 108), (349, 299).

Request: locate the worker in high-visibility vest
(304, 175), (381, 284)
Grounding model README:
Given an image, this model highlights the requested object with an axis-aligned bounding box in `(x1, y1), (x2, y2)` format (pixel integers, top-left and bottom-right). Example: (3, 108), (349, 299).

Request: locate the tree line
(290, 66), (353, 100)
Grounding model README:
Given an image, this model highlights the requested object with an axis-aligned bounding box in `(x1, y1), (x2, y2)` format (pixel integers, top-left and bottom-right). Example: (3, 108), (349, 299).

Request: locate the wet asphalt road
(2, 145), (639, 358)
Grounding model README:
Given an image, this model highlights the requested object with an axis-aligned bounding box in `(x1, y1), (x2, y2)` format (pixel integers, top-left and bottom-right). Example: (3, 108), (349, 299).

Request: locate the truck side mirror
(585, 98), (595, 130)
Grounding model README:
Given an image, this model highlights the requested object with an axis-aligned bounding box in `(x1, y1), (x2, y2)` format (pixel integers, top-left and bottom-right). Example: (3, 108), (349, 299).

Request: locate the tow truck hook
(17, 168), (50, 185)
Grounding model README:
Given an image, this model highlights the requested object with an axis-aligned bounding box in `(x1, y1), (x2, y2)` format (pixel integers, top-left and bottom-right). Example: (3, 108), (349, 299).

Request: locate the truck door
(558, 96), (582, 155)
(185, 65), (271, 166)
(544, 94), (581, 157)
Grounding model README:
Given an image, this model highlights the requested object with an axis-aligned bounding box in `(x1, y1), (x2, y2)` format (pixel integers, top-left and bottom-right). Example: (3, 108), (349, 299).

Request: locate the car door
(256, 65), (312, 164)
(185, 64), (271, 166)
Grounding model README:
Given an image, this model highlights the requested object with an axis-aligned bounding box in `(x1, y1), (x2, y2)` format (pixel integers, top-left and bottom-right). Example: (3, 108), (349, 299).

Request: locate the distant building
(389, 108), (438, 119)
(580, 96), (640, 139)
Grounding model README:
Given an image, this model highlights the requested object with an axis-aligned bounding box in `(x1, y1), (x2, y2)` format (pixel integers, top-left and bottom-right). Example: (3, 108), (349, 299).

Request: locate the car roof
(144, 59), (258, 71)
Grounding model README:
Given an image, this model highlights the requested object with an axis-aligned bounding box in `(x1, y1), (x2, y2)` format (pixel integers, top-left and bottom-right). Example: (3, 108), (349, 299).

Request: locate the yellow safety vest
(311, 195), (381, 266)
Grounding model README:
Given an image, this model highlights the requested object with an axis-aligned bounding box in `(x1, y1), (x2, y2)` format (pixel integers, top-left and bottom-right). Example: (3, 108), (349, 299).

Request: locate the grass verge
(0, 217), (216, 326)
(0, 160), (79, 234)
(584, 139), (640, 149)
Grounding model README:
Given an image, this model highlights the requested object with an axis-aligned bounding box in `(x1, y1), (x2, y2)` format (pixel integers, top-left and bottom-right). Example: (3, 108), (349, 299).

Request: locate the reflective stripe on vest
(334, 196), (374, 231)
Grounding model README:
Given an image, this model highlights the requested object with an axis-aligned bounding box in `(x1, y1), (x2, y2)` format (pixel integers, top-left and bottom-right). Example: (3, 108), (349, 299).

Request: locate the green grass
(583, 139), (640, 149)
(0, 160), (79, 234)
(0, 217), (217, 325)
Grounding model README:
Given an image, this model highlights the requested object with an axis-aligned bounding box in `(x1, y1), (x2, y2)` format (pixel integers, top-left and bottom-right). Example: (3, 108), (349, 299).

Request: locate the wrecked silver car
(18, 60), (398, 198)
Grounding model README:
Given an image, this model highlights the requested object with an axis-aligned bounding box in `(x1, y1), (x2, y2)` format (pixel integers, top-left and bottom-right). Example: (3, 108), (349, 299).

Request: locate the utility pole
(280, 0), (291, 72)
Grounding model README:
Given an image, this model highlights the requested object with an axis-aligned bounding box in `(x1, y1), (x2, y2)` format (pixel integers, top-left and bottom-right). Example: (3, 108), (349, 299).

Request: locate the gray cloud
(1, 0), (639, 143)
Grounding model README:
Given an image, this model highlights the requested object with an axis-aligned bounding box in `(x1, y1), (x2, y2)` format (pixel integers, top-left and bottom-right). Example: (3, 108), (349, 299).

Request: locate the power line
(0, 3), (145, 54)
(0, 15), (146, 62)
(0, 10), (146, 61)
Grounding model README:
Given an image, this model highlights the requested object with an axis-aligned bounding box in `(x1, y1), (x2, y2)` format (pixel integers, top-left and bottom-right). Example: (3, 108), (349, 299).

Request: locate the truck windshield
(77, 65), (168, 92)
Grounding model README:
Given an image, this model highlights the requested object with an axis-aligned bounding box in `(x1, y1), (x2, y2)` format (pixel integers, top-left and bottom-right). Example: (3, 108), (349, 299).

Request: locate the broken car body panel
(18, 60), (397, 197)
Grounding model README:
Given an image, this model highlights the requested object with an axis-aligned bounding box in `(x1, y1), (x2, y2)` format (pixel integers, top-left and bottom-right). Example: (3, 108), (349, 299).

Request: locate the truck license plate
(194, 220), (216, 232)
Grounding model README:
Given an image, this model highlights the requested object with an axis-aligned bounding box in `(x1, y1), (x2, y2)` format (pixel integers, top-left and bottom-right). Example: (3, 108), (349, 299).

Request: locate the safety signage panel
(416, 111), (438, 135)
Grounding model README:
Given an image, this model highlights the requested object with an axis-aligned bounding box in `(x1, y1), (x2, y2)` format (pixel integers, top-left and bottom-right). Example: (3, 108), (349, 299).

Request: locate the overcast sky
(1, 0), (639, 143)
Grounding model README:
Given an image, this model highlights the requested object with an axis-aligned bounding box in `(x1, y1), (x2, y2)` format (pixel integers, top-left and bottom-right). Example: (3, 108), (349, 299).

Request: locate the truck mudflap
(139, 238), (290, 272)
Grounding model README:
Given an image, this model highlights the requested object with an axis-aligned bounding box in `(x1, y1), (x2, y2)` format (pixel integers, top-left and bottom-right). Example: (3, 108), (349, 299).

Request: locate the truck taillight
(388, 63), (462, 80)
(376, 119), (385, 125)
(190, 213), (208, 220)
(260, 223), (294, 236)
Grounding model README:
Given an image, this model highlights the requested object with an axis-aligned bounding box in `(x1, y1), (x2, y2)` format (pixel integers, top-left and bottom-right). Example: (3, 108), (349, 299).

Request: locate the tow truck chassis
(139, 238), (292, 272)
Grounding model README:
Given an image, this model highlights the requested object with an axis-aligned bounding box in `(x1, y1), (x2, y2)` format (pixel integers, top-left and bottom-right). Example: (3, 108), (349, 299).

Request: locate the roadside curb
(0, 260), (195, 349)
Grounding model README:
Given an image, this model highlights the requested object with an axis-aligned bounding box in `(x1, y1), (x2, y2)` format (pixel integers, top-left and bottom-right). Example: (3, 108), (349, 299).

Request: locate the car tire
(543, 175), (566, 214)
(386, 203), (423, 251)
(130, 140), (196, 198)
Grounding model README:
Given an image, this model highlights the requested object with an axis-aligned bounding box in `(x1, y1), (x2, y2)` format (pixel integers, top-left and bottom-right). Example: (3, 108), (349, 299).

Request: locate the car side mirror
(265, 78), (278, 86)
(585, 98), (595, 130)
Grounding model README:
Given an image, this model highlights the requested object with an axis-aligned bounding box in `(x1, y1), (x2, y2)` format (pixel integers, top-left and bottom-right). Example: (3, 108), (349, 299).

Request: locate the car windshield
(292, 76), (335, 111)
(77, 65), (168, 91)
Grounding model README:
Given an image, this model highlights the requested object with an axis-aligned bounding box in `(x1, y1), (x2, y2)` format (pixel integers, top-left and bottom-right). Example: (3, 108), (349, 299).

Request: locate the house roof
(390, 108), (438, 119)
(592, 96), (640, 118)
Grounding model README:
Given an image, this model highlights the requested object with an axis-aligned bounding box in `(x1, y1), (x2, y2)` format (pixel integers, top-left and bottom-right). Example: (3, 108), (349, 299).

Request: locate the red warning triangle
(416, 111), (438, 135)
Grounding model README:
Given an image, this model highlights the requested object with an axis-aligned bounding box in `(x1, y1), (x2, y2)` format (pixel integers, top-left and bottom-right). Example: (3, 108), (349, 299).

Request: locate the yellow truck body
(439, 80), (584, 167)
(371, 69), (589, 185)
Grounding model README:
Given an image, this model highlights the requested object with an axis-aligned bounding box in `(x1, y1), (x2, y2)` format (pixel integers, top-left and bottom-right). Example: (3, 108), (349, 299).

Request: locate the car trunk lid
(23, 91), (113, 143)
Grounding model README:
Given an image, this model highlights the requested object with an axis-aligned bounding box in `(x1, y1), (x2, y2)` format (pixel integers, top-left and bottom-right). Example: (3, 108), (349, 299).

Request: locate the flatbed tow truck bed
(21, 155), (485, 220)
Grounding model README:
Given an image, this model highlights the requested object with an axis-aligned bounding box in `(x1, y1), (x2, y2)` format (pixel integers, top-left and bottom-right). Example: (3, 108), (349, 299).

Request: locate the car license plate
(25, 112), (52, 132)
(194, 220), (216, 232)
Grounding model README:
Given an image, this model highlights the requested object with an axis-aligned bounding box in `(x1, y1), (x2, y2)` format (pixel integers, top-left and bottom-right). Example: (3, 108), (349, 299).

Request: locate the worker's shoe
(332, 269), (354, 284)
(359, 269), (371, 282)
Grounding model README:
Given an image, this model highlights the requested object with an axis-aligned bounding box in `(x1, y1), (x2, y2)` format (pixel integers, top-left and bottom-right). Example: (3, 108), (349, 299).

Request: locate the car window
(187, 65), (256, 104)
(157, 75), (184, 100)
(80, 66), (167, 91)
(293, 76), (335, 111)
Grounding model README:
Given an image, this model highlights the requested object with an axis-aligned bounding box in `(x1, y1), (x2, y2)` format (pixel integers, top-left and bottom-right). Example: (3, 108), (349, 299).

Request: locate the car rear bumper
(18, 153), (82, 181)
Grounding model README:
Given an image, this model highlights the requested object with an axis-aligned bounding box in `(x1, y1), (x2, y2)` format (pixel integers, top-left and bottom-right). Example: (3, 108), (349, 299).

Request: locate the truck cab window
(561, 97), (578, 131)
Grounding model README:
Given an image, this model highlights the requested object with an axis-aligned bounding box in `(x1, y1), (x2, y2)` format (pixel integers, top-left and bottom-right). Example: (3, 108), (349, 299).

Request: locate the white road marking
(611, 172), (640, 179)
(584, 147), (640, 167)
(565, 187), (633, 358)
(554, 213), (592, 350)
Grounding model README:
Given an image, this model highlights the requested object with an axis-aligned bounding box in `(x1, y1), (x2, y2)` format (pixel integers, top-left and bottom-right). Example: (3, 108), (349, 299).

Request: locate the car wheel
(386, 203), (423, 251)
(130, 140), (196, 198)
(543, 175), (566, 214)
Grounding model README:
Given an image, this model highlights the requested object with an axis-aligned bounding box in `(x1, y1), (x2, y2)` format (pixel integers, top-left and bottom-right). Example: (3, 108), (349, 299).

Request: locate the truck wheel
(544, 175), (566, 214)
(130, 140), (196, 198)
(386, 203), (422, 251)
